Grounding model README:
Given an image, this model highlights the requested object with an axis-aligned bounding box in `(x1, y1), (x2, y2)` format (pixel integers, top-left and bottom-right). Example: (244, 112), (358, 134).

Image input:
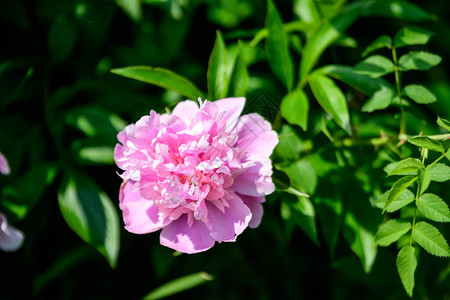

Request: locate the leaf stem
(392, 46), (406, 135)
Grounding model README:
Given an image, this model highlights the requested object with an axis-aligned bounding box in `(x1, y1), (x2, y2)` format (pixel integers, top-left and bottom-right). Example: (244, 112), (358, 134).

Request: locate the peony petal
(238, 194), (265, 228)
(206, 193), (251, 242)
(234, 113), (278, 157)
(0, 213), (24, 252)
(171, 100), (200, 123)
(119, 181), (171, 234)
(0, 152), (10, 175)
(160, 215), (215, 253)
(213, 97), (246, 130)
(230, 154), (275, 197)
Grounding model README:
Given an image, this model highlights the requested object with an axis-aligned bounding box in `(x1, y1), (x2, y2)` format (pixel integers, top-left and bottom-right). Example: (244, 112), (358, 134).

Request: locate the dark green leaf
(412, 221), (450, 257)
(286, 197), (319, 246)
(362, 35), (392, 57)
(408, 136), (444, 152)
(354, 55), (394, 78)
(387, 158), (423, 176)
(384, 176), (417, 212)
(375, 189), (415, 213)
(362, 0), (435, 21)
(375, 220), (411, 247)
(396, 246), (417, 298)
(394, 26), (433, 48)
(143, 272), (213, 300)
(110, 66), (205, 100)
(404, 84), (437, 104)
(280, 88), (309, 130)
(299, 3), (364, 80)
(417, 194), (450, 223)
(266, 0), (294, 91)
(275, 125), (304, 161)
(430, 163), (450, 182)
(58, 174), (120, 267)
(316, 197), (343, 258)
(437, 116), (450, 132)
(272, 168), (291, 191)
(229, 42), (248, 97)
(47, 17), (77, 63)
(309, 74), (350, 133)
(398, 51), (442, 71)
(207, 31), (229, 100)
(283, 160), (317, 195)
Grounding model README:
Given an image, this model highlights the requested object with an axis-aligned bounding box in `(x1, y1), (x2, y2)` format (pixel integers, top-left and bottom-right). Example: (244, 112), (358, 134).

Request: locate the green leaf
(229, 42), (248, 97)
(398, 51), (442, 71)
(375, 220), (411, 247)
(286, 197), (319, 246)
(143, 272), (213, 300)
(280, 88), (309, 130)
(299, 3), (364, 80)
(430, 163), (450, 182)
(394, 26), (433, 48)
(275, 125), (304, 161)
(293, 0), (320, 23)
(375, 189), (415, 213)
(58, 174), (120, 267)
(384, 176), (417, 212)
(308, 74), (350, 133)
(316, 197), (343, 258)
(387, 158), (423, 176)
(47, 17), (77, 63)
(354, 55), (394, 78)
(412, 221), (450, 257)
(417, 194), (450, 223)
(361, 85), (395, 112)
(362, 0), (435, 22)
(283, 160), (317, 195)
(437, 116), (450, 132)
(266, 0), (294, 91)
(73, 140), (115, 165)
(115, 0), (142, 22)
(207, 31), (229, 100)
(404, 85), (437, 104)
(418, 167), (431, 195)
(362, 35), (392, 57)
(110, 66), (205, 100)
(343, 212), (377, 273)
(396, 246), (417, 298)
(272, 168), (291, 191)
(408, 136), (445, 152)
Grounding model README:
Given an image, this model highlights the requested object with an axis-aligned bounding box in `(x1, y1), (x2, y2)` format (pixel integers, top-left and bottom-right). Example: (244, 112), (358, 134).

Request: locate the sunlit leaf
(111, 66), (205, 100)
(408, 136), (444, 153)
(418, 167), (431, 195)
(437, 116), (450, 132)
(208, 31), (229, 100)
(143, 272), (213, 300)
(384, 176), (417, 212)
(293, 0), (320, 23)
(404, 84), (437, 104)
(398, 51), (442, 71)
(417, 194), (450, 223)
(361, 85), (394, 112)
(280, 88), (309, 130)
(354, 55), (394, 78)
(283, 160), (317, 195)
(309, 74), (350, 133)
(58, 174), (120, 267)
(362, 35), (392, 57)
(394, 26), (433, 48)
(412, 221), (450, 257)
(362, 0), (435, 21)
(430, 163), (450, 182)
(375, 189), (415, 213)
(375, 219), (411, 247)
(396, 246), (417, 297)
(115, 0), (142, 22)
(229, 42), (248, 97)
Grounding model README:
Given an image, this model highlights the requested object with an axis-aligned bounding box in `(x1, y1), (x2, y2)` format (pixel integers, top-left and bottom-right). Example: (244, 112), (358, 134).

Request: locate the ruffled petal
(0, 213), (24, 252)
(213, 97), (246, 130)
(0, 152), (10, 175)
(206, 193), (251, 242)
(171, 100), (200, 123)
(160, 215), (215, 253)
(234, 113), (278, 157)
(119, 181), (171, 234)
(230, 153), (275, 197)
(238, 194), (264, 228)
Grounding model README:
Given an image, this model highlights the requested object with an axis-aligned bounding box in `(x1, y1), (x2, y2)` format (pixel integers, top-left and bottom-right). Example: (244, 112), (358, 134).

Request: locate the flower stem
(392, 46), (406, 135)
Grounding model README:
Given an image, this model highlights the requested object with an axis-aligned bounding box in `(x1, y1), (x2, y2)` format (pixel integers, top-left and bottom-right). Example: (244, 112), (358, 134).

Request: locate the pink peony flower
(114, 97), (278, 253)
(0, 213), (24, 252)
